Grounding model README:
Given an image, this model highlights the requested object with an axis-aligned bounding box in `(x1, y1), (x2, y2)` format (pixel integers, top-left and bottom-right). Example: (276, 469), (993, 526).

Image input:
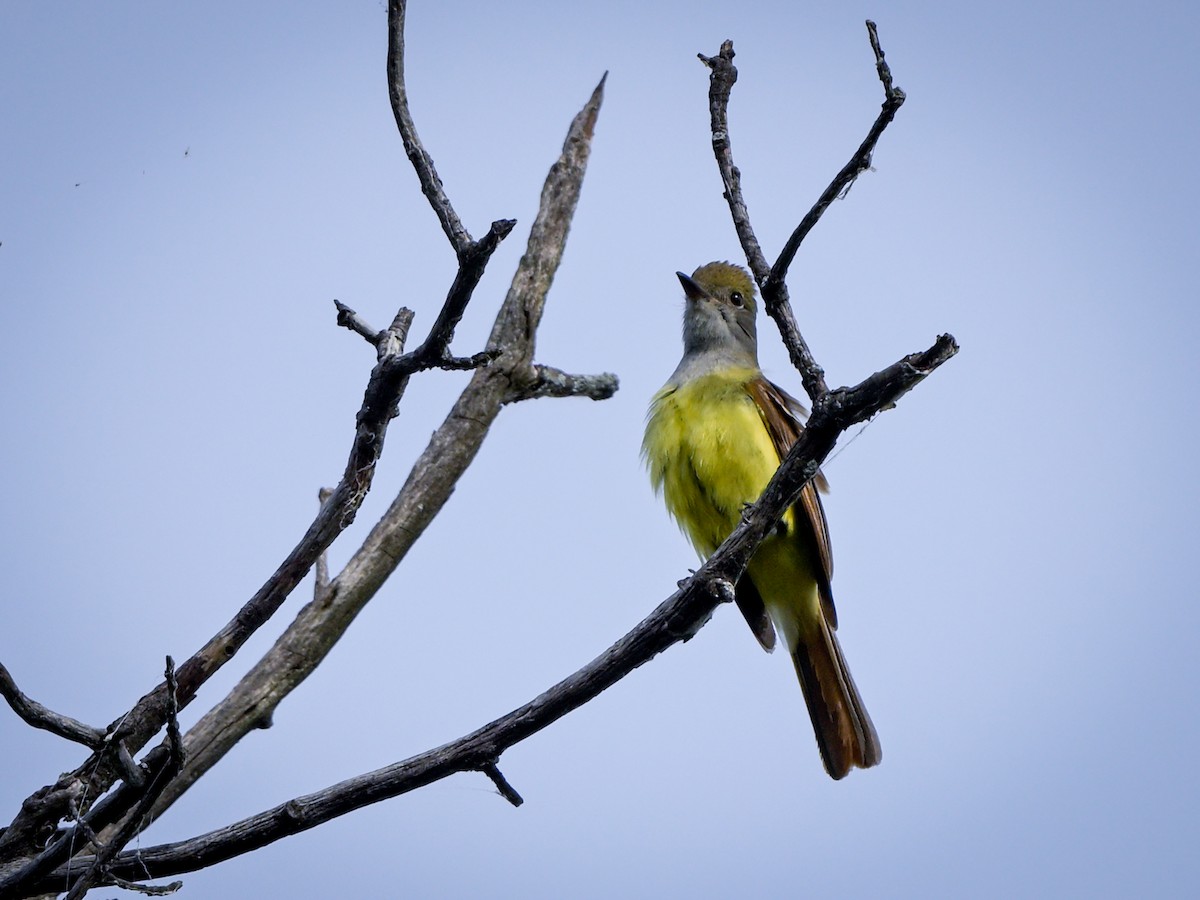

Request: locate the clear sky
(2, 1), (1197, 897)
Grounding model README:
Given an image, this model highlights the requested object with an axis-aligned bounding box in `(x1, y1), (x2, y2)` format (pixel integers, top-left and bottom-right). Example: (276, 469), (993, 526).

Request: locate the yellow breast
(643, 368), (787, 558)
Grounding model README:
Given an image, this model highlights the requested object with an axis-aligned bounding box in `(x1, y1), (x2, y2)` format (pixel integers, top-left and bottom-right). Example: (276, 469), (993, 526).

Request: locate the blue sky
(2, 1), (1198, 897)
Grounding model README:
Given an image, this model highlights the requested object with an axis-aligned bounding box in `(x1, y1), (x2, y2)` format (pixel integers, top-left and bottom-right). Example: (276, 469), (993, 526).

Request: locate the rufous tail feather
(789, 618), (882, 779)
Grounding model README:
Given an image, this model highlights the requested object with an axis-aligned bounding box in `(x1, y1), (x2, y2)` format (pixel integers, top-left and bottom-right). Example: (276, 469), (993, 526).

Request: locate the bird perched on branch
(642, 261), (881, 779)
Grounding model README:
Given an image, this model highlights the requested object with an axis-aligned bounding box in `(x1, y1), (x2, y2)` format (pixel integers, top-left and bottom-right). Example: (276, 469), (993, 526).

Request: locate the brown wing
(744, 378), (838, 629)
(734, 576), (777, 652)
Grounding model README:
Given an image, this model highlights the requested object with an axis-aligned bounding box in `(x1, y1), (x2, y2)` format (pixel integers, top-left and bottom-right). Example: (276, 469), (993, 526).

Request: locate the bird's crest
(690, 261), (756, 302)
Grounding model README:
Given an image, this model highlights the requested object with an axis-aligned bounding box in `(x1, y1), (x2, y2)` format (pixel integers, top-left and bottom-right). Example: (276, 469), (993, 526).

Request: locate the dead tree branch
(333, 299), (382, 344)
(3, 12), (951, 899)
(506, 364), (620, 403)
(59, 659), (185, 900)
(700, 22), (908, 403)
(768, 21), (907, 298)
(24, 329), (953, 892)
(0, 1), (521, 882)
(387, 0), (471, 253)
(6, 10), (614, 892)
(127, 69), (610, 832)
(0, 663), (105, 750)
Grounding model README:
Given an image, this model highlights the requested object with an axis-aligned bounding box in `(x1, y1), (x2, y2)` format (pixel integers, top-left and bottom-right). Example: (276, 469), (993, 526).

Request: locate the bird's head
(677, 261), (759, 360)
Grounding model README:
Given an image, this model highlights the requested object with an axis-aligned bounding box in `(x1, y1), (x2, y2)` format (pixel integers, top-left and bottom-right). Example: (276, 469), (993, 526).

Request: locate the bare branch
(4, 16), (941, 897)
(832, 333), (957, 415)
(115, 741), (146, 788)
(333, 299), (381, 344)
(485, 73), (607, 369)
(0, 782), (84, 872)
(377, 307), (414, 359)
(387, 0), (472, 253)
(26, 332), (953, 893)
(767, 20), (907, 293)
(405, 218), (516, 367)
(164, 658), (184, 772)
(104, 293), (418, 727)
(122, 72), (607, 833)
(698, 39), (827, 400)
(481, 763), (524, 808)
(697, 41), (770, 281)
(436, 350), (499, 371)
(6, 230), (514, 898)
(107, 875), (183, 896)
(867, 19), (902, 98)
(2, 191), (520, 860)
(61, 659), (184, 900)
(505, 364), (619, 403)
(0, 662), (105, 749)
(314, 489), (333, 599)
(2, 1), (598, 886)
(701, 25), (907, 406)
(2, 254), (441, 878)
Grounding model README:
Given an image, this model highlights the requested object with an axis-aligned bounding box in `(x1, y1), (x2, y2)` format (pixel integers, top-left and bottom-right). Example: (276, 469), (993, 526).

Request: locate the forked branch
(700, 22), (910, 404)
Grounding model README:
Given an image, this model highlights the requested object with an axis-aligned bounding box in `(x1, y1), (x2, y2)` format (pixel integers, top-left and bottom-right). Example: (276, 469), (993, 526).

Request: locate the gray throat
(668, 344), (760, 386)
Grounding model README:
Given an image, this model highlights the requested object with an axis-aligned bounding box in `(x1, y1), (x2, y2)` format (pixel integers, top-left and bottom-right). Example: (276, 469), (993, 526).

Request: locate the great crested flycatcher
(642, 261), (881, 779)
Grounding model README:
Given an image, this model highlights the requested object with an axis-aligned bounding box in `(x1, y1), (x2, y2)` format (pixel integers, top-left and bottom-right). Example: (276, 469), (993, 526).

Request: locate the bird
(642, 261), (881, 779)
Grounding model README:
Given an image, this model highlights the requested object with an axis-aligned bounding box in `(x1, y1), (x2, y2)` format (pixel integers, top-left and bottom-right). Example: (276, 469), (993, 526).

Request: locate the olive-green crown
(690, 261), (756, 301)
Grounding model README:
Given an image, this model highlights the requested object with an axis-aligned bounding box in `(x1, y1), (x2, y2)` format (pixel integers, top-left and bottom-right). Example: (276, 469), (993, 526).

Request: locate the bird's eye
(729, 291), (745, 308)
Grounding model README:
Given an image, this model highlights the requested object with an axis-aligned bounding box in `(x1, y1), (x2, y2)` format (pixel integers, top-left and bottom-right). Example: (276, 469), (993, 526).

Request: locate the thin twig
(387, 0), (472, 253)
(481, 763), (523, 807)
(867, 20), (902, 101)
(697, 41), (770, 281)
(0, 661), (105, 749)
(108, 874), (184, 896)
(61, 659), (185, 900)
(698, 39), (827, 400)
(767, 20), (906, 295)
(435, 350), (500, 371)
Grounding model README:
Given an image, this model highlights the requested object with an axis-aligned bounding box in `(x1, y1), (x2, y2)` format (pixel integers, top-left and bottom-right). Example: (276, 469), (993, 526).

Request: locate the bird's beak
(677, 271), (710, 303)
